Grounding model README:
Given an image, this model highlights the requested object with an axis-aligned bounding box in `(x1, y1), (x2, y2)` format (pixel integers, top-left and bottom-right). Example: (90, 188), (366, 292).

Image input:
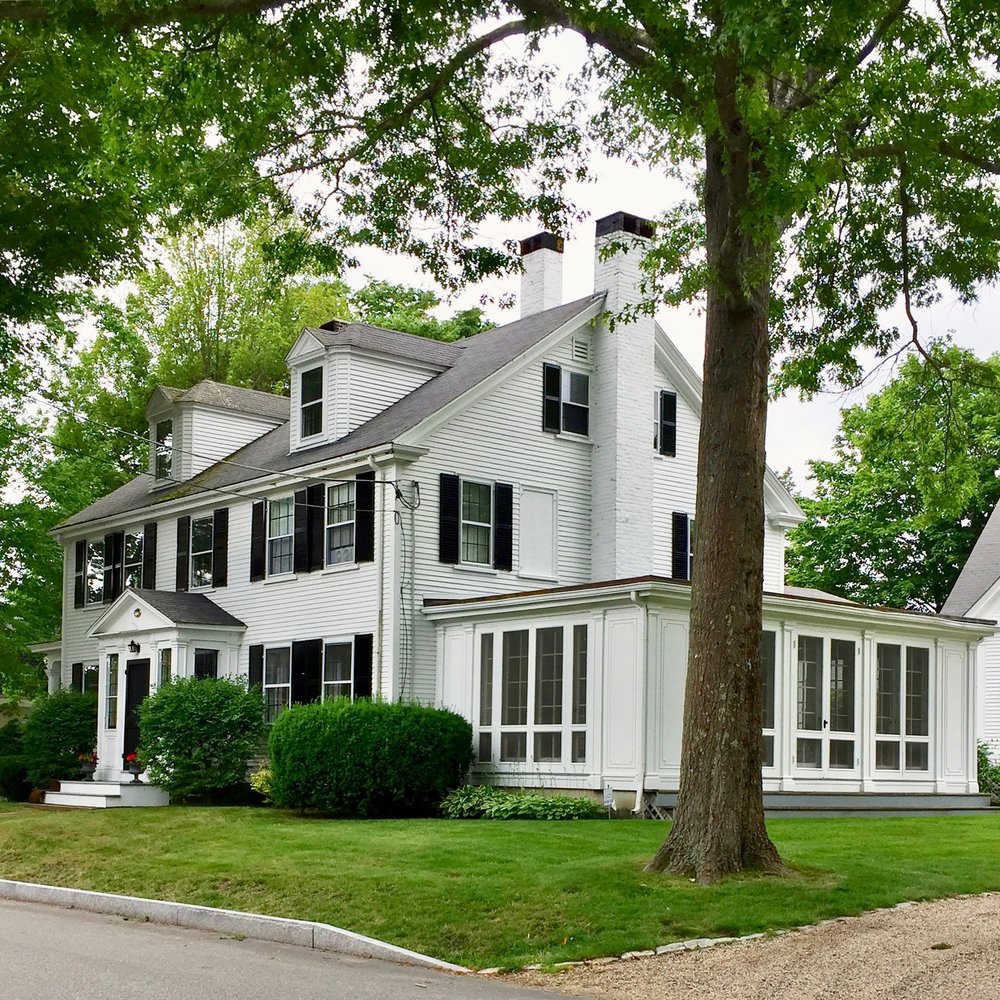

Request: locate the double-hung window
(264, 646), (291, 723)
(154, 419), (173, 479)
(190, 516), (214, 588)
(760, 631), (776, 767)
(267, 497), (294, 575)
(323, 642), (353, 700)
(477, 624), (588, 767)
(300, 366), (323, 439)
(461, 480), (492, 565)
(876, 643), (930, 771)
(123, 531), (143, 590)
(326, 483), (355, 565)
(194, 648), (219, 680)
(86, 540), (105, 605)
(542, 363), (590, 436)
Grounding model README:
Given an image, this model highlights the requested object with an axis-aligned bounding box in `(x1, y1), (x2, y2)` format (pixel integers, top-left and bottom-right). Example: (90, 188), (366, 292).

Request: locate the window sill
(81, 603), (106, 612)
(453, 563), (498, 576)
(652, 452), (677, 461)
(552, 432), (593, 446)
(321, 563), (360, 576)
(263, 573), (298, 585)
(189, 586), (216, 596)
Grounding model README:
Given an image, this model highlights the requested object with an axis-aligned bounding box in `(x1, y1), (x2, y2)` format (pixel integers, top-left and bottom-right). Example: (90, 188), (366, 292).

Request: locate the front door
(123, 659), (150, 760)
(794, 636), (860, 775)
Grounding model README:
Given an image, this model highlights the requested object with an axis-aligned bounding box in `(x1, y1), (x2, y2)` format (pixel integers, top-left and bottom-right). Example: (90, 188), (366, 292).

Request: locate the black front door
(123, 659), (150, 760)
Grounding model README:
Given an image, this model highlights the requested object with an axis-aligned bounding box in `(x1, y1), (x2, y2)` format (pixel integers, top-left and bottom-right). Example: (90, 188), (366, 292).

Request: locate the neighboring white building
(43, 213), (991, 805)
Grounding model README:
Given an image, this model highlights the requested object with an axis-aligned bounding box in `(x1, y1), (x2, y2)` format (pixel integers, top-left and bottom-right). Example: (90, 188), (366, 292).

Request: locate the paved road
(0, 899), (560, 1000)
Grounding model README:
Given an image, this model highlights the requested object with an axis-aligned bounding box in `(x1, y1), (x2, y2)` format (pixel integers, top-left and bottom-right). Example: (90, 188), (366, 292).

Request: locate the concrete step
(44, 781), (169, 809)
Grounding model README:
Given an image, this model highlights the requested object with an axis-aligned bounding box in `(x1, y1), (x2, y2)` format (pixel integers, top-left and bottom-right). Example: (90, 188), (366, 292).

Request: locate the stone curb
(0, 879), (466, 974)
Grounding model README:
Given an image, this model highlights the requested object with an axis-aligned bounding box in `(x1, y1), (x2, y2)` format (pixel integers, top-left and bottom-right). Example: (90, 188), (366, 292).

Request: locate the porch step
(653, 790), (995, 818)
(43, 780), (169, 809)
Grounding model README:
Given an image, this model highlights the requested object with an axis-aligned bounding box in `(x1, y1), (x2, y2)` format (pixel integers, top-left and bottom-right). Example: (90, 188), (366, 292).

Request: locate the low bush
(977, 741), (1000, 803)
(0, 720), (30, 801)
(440, 784), (606, 820)
(268, 700), (473, 817)
(21, 690), (98, 788)
(0, 718), (24, 756)
(139, 678), (265, 802)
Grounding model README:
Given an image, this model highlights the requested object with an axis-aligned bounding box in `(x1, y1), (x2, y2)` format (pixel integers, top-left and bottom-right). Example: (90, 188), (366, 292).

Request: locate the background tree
(4, 1), (1000, 880)
(787, 344), (1000, 613)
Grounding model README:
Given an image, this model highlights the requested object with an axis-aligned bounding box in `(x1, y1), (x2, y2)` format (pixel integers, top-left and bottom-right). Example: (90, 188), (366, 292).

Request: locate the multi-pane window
(83, 665), (99, 694)
(461, 480), (492, 565)
(300, 366), (323, 438)
(267, 497), (294, 575)
(323, 643), (353, 700)
(190, 516), (214, 587)
(478, 624), (588, 767)
(828, 639), (856, 769)
(158, 648), (172, 687)
(326, 483), (356, 564)
(760, 631), (776, 767)
(86, 540), (105, 604)
(193, 648), (219, 680)
(876, 643), (931, 771)
(123, 531), (143, 590)
(264, 647), (291, 723)
(542, 363), (590, 436)
(106, 654), (119, 730)
(155, 419), (173, 479)
(796, 635), (823, 768)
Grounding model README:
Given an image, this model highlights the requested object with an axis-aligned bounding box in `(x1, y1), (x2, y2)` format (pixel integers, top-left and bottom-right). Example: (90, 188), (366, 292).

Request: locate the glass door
(795, 636), (859, 774)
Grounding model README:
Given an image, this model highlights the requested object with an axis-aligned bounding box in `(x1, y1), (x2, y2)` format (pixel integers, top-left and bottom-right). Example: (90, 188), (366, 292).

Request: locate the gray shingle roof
(942, 505), (1000, 615)
(176, 380), (290, 420)
(57, 294), (603, 530)
(132, 589), (246, 627)
(310, 321), (462, 367)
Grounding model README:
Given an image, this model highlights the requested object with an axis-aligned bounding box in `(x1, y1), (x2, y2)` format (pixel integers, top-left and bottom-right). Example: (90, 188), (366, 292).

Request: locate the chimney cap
(519, 232), (564, 256)
(595, 212), (655, 240)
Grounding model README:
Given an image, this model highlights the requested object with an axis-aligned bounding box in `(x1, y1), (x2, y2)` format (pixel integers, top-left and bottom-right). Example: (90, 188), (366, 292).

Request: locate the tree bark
(647, 114), (786, 881)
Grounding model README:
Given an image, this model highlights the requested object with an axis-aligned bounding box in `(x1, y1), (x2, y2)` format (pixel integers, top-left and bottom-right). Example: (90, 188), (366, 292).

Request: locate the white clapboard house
(38, 213), (992, 811)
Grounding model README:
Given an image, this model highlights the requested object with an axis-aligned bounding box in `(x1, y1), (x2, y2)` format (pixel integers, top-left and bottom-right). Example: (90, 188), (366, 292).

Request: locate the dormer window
(155, 419), (173, 479)
(300, 366), (324, 439)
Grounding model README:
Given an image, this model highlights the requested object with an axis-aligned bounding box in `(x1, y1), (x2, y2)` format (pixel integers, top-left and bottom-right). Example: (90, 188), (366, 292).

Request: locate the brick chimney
(591, 212), (656, 580)
(519, 232), (564, 317)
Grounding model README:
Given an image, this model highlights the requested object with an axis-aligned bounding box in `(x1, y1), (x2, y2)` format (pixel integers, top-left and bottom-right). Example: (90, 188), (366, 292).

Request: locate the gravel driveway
(508, 894), (1000, 999)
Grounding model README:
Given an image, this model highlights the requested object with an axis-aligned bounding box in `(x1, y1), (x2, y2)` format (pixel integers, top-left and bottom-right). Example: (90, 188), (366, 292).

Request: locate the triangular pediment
(88, 589), (246, 639)
(285, 328), (327, 365)
(88, 591), (174, 638)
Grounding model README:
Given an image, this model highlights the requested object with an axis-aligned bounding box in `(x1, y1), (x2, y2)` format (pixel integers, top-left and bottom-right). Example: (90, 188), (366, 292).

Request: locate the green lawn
(1, 804), (998, 968)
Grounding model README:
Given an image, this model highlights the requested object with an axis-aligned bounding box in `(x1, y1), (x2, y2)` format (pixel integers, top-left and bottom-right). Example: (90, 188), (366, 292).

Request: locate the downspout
(367, 454), (389, 698)
(630, 589), (648, 815)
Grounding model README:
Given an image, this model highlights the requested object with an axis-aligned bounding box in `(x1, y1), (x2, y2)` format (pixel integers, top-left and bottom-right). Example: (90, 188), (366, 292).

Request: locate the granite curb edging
(0, 878), (466, 973)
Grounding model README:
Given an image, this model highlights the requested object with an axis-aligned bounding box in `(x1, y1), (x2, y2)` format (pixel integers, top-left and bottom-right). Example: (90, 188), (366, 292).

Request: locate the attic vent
(571, 337), (591, 363)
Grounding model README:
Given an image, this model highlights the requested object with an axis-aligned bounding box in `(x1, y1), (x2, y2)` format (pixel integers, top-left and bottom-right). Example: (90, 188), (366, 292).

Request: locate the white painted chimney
(590, 212), (657, 581)
(519, 232), (564, 317)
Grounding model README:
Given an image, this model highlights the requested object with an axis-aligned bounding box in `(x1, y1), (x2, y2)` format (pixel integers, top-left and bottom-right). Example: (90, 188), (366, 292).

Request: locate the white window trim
(559, 367), (590, 437)
(322, 638), (355, 702)
(154, 418), (173, 480)
(299, 364), (325, 441)
(460, 477), (493, 567)
(105, 654), (119, 730)
(85, 540), (105, 606)
(123, 529), (143, 590)
(190, 514), (214, 589)
(326, 482), (356, 567)
(874, 640), (932, 774)
(267, 496), (295, 577)
(263, 644), (292, 723)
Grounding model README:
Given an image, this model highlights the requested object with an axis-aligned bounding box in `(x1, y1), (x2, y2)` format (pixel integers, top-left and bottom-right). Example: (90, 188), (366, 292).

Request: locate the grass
(1, 804), (999, 968)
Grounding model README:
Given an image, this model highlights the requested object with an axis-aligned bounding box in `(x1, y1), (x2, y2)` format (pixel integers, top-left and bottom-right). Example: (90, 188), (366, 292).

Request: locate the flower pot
(80, 762), (96, 782)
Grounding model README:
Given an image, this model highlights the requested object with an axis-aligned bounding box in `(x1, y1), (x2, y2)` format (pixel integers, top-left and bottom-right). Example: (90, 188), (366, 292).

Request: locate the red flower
(124, 753), (138, 764)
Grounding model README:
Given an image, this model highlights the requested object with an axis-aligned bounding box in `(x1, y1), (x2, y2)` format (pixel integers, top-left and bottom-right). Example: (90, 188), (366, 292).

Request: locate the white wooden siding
(184, 405), (281, 480)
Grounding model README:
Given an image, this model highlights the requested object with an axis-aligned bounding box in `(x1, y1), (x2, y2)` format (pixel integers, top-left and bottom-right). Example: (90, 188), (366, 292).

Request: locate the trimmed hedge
(441, 784), (607, 820)
(139, 677), (266, 802)
(268, 700), (473, 817)
(21, 690), (98, 788)
(0, 720), (30, 801)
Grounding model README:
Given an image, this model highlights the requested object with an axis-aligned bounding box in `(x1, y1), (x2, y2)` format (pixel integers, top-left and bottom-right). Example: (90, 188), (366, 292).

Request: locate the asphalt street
(0, 899), (561, 1000)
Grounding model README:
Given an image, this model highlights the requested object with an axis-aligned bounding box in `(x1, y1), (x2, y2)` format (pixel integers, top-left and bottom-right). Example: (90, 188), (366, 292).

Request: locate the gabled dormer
(145, 381), (289, 489)
(286, 321), (459, 452)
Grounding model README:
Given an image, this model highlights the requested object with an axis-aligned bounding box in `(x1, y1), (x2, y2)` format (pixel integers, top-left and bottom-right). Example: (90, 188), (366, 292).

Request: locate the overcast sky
(345, 149), (1000, 495)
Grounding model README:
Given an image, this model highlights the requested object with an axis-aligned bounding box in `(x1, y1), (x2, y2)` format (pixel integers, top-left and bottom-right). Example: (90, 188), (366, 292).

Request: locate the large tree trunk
(647, 120), (786, 882)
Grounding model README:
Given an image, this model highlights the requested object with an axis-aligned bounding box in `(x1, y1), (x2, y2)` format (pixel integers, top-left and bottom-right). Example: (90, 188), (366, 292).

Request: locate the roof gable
(942, 503), (1000, 616)
(88, 589), (246, 637)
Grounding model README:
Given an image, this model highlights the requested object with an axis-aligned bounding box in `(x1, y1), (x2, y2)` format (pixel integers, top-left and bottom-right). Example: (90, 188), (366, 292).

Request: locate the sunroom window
(876, 643), (930, 771)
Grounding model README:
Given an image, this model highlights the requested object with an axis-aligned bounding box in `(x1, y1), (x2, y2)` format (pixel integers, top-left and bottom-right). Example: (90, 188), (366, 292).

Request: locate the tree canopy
(786, 344), (1000, 613)
(4, 0), (1000, 880)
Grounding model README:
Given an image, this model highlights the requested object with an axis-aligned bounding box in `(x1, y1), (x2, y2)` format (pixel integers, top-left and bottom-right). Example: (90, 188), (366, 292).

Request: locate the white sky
(342, 150), (1000, 495)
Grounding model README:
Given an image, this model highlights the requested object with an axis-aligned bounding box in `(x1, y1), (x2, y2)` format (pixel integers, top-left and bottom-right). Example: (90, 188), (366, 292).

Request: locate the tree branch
(851, 140), (1000, 174)
(0, 0), (292, 26)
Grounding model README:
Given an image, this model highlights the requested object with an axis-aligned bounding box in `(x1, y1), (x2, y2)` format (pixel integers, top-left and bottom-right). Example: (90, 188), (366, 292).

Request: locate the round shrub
(268, 700), (473, 817)
(139, 677), (265, 802)
(21, 690), (98, 788)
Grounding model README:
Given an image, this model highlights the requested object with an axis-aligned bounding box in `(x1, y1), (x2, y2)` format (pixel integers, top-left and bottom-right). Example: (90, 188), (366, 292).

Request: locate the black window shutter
(671, 512), (690, 581)
(212, 508), (229, 587)
(250, 501), (267, 582)
(71, 662), (83, 693)
(659, 391), (677, 457)
(248, 644), (264, 689)
(142, 522), (157, 590)
(542, 362), (562, 433)
(74, 540), (86, 608)
(493, 483), (514, 572)
(439, 473), (460, 564)
(307, 483), (325, 571)
(353, 633), (374, 700)
(291, 639), (323, 705)
(293, 488), (309, 573)
(176, 516), (190, 592)
(355, 471), (376, 563)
